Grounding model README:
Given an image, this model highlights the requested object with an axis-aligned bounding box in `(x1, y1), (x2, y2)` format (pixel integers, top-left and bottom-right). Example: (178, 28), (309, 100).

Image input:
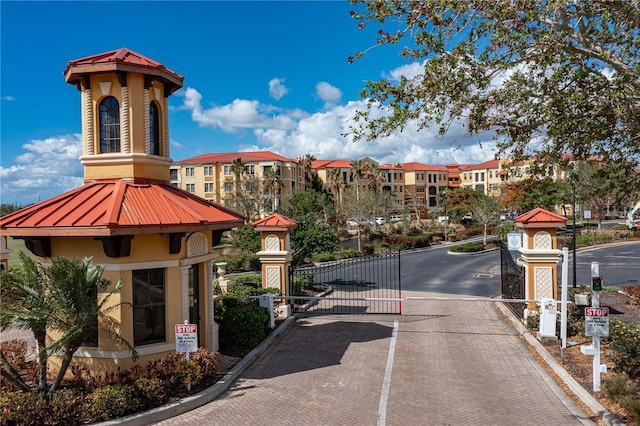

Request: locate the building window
(133, 268), (166, 346)
(99, 96), (120, 153)
(185, 167), (195, 177)
(223, 181), (234, 192)
(149, 101), (161, 156)
(223, 165), (232, 176)
(82, 283), (98, 348)
(186, 183), (195, 193)
(170, 169), (178, 181)
(481, 172), (485, 181)
(204, 166), (213, 176)
(205, 183), (214, 193)
(245, 164), (255, 175)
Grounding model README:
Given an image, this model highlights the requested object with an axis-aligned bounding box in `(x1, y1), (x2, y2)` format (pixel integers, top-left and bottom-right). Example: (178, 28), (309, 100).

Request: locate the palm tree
(350, 159), (363, 203)
(0, 255), (137, 393)
(262, 167), (282, 213)
(231, 157), (245, 194)
(326, 167), (344, 218)
(298, 153), (316, 190)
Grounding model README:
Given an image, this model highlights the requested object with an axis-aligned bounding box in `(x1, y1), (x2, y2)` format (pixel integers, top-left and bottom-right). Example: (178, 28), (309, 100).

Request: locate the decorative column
(117, 72), (130, 153)
(163, 95), (170, 158)
(143, 88), (150, 155)
(180, 265), (190, 322)
(83, 83), (94, 155)
(206, 258), (218, 352)
(120, 85), (130, 153)
(515, 208), (566, 321)
(252, 213), (297, 318)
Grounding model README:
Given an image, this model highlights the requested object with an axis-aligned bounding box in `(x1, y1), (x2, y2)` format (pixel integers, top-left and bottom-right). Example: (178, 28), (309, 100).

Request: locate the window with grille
(99, 96), (120, 153)
(185, 167), (195, 177)
(205, 183), (214, 193)
(204, 166), (213, 176)
(133, 269), (166, 346)
(149, 102), (160, 155)
(186, 183), (195, 193)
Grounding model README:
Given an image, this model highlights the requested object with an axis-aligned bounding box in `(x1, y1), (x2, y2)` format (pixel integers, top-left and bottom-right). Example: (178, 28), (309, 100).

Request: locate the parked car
(375, 217), (386, 225)
(388, 215), (404, 222)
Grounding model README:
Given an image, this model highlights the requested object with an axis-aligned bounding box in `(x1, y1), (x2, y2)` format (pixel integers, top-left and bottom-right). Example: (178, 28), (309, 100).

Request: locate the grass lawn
(7, 237), (36, 269)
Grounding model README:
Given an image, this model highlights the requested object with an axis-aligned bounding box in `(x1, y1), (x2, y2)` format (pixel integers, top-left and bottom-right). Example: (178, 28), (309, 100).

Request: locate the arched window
(99, 96), (120, 153)
(149, 101), (161, 156)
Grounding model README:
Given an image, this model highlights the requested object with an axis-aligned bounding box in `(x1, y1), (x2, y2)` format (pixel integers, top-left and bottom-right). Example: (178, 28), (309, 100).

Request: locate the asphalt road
(567, 240), (640, 288)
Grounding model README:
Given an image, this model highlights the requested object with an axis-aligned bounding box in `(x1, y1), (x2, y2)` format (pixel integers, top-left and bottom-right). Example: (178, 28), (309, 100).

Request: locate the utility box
(538, 298), (558, 340)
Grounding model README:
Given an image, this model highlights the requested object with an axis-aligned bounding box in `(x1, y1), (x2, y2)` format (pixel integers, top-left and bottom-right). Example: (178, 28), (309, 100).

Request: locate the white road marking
(378, 320), (399, 426)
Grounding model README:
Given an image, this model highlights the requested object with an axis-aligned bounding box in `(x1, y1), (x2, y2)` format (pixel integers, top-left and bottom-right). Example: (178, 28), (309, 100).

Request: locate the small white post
(259, 293), (276, 329)
(183, 319), (191, 393)
(560, 247), (568, 349)
(591, 262), (601, 392)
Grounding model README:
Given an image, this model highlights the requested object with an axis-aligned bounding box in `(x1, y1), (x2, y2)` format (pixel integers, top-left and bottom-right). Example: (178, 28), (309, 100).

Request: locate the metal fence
(288, 251), (401, 315)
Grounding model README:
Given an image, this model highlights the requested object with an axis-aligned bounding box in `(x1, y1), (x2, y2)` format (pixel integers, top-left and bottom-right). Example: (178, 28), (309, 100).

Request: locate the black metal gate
(287, 251), (401, 315)
(499, 241), (525, 317)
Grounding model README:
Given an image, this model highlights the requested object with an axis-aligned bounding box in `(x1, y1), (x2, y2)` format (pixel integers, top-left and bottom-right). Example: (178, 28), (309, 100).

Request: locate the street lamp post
(571, 172), (577, 288)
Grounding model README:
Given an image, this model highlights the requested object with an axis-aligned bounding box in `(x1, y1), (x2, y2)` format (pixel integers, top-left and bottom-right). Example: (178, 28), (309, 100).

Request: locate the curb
(95, 315), (298, 426)
(495, 302), (624, 426)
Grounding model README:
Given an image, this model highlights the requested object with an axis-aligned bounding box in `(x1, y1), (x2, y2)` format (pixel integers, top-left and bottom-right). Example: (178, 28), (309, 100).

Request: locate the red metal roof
(252, 213), (297, 230)
(175, 151), (292, 165)
(64, 48), (184, 93)
(0, 179), (244, 236)
(311, 159), (352, 169)
(515, 208), (567, 225)
(402, 162), (448, 172)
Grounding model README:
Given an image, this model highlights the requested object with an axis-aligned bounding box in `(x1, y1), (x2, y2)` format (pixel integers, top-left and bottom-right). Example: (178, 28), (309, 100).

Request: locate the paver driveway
(154, 290), (595, 426)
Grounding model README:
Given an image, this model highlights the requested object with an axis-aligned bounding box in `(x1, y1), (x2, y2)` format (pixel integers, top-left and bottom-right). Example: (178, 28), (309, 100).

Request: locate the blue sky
(1, 1), (497, 205)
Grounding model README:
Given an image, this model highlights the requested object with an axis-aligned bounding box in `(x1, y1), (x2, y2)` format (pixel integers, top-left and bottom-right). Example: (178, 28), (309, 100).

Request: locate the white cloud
(0, 134), (84, 205)
(315, 82), (342, 107)
(170, 139), (186, 149)
(268, 78), (289, 100)
(182, 87), (303, 133)
(2, 96), (16, 101)
(181, 71), (498, 168)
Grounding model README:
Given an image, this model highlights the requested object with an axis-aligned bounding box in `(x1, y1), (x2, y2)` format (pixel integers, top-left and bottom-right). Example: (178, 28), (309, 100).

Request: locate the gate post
(514, 208), (566, 323)
(252, 213), (298, 318)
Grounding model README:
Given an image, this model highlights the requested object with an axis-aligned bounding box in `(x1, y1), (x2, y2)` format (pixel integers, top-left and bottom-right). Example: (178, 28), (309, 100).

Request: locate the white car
(388, 215), (403, 222)
(375, 217), (386, 225)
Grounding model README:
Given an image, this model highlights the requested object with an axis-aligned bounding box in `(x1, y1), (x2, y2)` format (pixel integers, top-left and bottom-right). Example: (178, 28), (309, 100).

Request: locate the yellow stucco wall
(46, 232), (213, 374)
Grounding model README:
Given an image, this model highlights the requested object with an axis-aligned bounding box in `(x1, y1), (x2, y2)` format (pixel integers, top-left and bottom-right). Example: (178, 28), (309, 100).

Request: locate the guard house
(514, 208), (567, 312)
(0, 48), (244, 375)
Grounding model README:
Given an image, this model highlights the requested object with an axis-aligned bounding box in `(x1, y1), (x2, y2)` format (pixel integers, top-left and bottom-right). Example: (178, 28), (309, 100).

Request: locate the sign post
(175, 321), (198, 391)
(580, 262), (607, 391)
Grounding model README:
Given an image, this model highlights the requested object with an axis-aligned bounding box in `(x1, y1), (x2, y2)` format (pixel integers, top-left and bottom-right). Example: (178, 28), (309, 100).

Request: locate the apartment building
(459, 159), (501, 196)
(402, 162), (448, 217)
(170, 151), (303, 216)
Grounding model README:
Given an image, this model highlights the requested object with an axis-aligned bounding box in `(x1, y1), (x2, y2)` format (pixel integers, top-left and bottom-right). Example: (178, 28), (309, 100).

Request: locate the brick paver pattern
(154, 290), (594, 426)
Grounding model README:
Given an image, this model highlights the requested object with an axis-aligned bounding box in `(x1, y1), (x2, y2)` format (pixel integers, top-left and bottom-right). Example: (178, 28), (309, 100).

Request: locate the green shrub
(173, 359), (203, 388)
(47, 389), (85, 425)
(221, 305), (269, 350)
(449, 242), (485, 253)
(337, 249), (361, 259)
(0, 391), (47, 425)
(603, 375), (640, 424)
(312, 252), (337, 262)
(87, 384), (138, 421)
(608, 319), (640, 378)
(292, 271), (315, 294)
(216, 253), (260, 273)
(133, 377), (168, 410)
(191, 347), (219, 379)
(229, 272), (262, 287)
